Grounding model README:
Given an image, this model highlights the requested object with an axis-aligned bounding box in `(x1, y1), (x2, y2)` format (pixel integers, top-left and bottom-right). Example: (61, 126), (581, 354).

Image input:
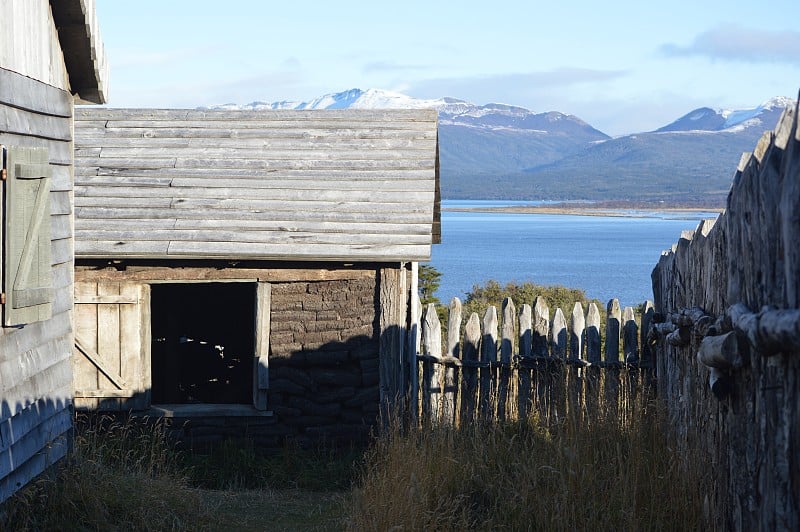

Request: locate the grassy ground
(1, 400), (705, 531)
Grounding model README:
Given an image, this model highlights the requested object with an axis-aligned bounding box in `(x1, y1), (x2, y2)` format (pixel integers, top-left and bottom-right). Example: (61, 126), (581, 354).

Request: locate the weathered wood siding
(73, 108), (439, 262)
(1, 0), (107, 504)
(0, 0), (69, 91)
(0, 0), (107, 103)
(0, 70), (74, 503)
(651, 101), (800, 531)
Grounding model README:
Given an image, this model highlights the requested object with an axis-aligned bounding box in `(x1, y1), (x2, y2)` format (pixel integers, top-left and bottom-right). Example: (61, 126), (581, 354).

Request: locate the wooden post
(518, 303), (533, 419)
(498, 297), (516, 421)
(379, 265), (408, 426)
(622, 306), (639, 409)
(480, 306), (498, 423)
(421, 303), (442, 423)
(550, 307), (567, 422)
(639, 301), (655, 391)
(460, 313), (481, 425)
(568, 302), (585, 419)
(408, 265), (421, 422)
(533, 296), (550, 421)
(443, 297), (462, 427)
(605, 299), (622, 415)
(585, 302), (602, 417)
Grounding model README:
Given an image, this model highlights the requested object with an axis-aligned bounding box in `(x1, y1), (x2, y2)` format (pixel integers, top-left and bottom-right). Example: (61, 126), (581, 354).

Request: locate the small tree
(418, 264), (442, 307)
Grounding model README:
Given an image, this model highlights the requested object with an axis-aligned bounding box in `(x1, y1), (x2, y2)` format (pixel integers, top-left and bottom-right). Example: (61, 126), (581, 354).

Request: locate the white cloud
(661, 26), (800, 65)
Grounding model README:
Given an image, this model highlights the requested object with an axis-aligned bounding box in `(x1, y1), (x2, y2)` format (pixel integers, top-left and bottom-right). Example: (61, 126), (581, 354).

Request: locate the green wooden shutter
(2, 145), (53, 326)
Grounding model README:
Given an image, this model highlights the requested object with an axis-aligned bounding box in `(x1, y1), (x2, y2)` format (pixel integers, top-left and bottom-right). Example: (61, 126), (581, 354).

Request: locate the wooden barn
(72, 108), (439, 446)
(1, 0), (107, 503)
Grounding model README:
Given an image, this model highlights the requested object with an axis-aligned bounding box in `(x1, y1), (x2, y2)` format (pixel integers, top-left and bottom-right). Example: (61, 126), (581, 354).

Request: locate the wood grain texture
(74, 108), (439, 262)
(651, 100), (800, 531)
(0, 2), (91, 504)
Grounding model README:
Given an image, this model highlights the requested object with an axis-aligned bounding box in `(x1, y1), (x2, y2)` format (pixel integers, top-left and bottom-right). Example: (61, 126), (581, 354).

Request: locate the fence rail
(411, 295), (655, 426)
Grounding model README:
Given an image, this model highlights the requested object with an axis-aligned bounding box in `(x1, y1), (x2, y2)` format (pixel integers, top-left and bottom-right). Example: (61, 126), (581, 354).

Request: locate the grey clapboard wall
(0, 0), (107, 504)
(74, 108), (440, 262)
(0, 69), (74, 505)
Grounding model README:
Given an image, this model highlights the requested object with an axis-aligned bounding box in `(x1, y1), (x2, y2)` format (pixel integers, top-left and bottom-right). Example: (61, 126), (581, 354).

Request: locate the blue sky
(96, 0), (799, 136)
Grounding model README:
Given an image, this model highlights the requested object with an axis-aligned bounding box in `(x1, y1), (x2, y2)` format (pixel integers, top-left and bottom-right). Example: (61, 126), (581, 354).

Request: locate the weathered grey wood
(479, 306), (498, 423)
(697, 331), (744, 370)
(421, 303), (443, 423)
(623, 307), (639, 364)
(0, 105), (72, 141)
(76, 184), (434, 203)
(0, 337), (71, 398)
(533, 296), (550, 420)
(550, 308), (567, 421)
(729, 302), (800, 356)
(568, 303), (585, 418)
(517, 304), (533, 418)
(622, 306), (639, 408)
(460, 313), (481, 424)
(408, 289), (422, 423)
(443, 297), (462, 426)
(0, 68), (72, 116)
(640, 301), (655, 388)
(650, 98), (800, 531)
(76, 206), (433, 224)
(74, 108), (439, 262)
(0, 0), (105, 503)
(76, 240), (431, 262)
(77, 107), (437, 122)
(586, 303), (602, 365)
(605, 299), (622, 413)
(497, 298), (515, 421)
(73, 283), (147, 411)
(379, 266), (408, 424)
(75, 228), (432, 246)
(253, 282), (271, 410)
(781, 104), (800, 308)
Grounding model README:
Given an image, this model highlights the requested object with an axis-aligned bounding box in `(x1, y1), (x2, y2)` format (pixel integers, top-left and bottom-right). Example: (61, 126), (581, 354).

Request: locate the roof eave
(50, 0), (109, 104)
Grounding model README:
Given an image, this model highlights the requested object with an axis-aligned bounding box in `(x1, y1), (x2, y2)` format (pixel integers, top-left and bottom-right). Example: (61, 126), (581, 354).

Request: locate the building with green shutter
(0, 0), (108, 503)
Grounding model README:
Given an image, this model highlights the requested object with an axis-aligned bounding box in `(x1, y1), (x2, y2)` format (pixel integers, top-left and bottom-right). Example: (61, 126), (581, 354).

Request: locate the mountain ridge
(204, 89), (795, 204)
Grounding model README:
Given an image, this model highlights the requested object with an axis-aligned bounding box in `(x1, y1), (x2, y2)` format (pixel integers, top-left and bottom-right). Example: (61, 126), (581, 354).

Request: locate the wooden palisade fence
(412, 295), (654, 426)
(650, 99), (799, 531)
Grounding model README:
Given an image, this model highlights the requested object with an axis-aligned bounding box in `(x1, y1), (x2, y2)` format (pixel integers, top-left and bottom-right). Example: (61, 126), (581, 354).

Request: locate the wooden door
(73, 282), (150, 410)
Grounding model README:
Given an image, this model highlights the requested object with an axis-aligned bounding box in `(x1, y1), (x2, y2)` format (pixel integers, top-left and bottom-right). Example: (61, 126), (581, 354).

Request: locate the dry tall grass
(0, 415), (219, 531)
(349, 397), (706, 531)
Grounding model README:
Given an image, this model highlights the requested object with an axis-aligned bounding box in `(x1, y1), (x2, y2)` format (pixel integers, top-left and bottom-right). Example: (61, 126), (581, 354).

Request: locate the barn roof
(74, 108), (440, 262)
(51, 0), (109, 103)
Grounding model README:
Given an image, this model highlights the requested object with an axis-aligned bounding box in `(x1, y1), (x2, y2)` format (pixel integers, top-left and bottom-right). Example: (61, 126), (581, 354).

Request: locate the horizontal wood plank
(76, 126), (437, 141)
(0, 68), (72, 117)
(0, 131), (72, 166)
(76, 107), (437, 122)
(74, 107), (439, 261)
(75, 265), (377, 283)
(76, 184), (434, 203)
(0, 105), (72, 141)
(75, 207), (433, 224)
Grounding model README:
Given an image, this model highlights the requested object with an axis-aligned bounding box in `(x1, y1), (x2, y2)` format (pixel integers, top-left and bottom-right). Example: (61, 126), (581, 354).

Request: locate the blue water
(430, 201), (719, 309)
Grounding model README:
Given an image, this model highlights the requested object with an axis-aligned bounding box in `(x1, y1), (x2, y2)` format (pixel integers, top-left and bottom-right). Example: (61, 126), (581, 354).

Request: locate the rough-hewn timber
(651, 100), (800, 531)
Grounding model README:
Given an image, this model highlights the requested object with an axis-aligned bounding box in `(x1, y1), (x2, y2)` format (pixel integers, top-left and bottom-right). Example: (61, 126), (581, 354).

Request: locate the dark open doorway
(150, 283), (256, 404)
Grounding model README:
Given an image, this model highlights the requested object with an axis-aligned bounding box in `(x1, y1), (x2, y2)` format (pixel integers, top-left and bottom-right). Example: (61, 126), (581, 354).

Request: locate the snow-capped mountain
(206, 88), (608, 138)
(656, 96), (794, 133)
(205, 89), (793, 204)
